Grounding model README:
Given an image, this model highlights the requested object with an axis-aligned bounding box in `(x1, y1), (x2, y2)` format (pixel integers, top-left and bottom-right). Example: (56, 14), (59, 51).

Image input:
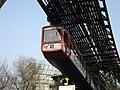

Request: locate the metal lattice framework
(0, 0), (6, 8)
(37, 0), (120, 88)
(39, 64), (62, 75)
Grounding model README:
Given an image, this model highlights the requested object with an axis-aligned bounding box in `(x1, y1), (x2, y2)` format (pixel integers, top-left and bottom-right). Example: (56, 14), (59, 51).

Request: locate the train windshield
(43, 27), (61, 42)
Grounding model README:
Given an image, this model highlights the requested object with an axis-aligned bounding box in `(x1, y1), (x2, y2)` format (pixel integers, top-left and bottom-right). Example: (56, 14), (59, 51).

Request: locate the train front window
(43, 28), (61, 42)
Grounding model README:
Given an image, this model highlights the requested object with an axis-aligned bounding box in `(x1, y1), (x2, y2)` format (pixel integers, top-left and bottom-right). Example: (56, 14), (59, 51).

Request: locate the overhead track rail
(37, 0), (120, 87)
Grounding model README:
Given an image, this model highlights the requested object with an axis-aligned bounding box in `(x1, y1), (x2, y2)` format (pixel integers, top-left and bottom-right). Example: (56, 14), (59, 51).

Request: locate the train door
(64, 31), (71, 54)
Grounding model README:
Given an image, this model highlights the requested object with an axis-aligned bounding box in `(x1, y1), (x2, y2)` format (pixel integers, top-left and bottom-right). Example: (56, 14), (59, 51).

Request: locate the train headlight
(50, 44), (54, 49)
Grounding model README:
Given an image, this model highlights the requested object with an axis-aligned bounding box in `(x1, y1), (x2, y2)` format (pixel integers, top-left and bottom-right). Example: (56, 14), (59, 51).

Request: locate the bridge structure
(37, 0), (120, 89)
(0, 0), (6, 9)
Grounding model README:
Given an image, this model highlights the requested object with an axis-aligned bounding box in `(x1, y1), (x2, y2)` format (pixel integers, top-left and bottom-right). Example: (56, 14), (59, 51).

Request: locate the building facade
(36, 64), (61, 90)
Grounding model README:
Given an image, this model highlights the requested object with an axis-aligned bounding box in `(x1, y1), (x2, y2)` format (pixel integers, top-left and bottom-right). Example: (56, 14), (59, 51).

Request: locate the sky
(0, 0), (120, 65)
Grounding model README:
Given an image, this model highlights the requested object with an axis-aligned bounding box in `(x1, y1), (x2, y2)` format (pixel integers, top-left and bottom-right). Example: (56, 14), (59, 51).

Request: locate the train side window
(64, 32), (68, 47)
(70, 39), (73, 49)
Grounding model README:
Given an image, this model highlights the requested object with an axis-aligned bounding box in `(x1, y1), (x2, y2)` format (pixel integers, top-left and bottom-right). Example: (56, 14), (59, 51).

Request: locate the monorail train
(41, 25), (82, 61)
(41, 25), (97, 90)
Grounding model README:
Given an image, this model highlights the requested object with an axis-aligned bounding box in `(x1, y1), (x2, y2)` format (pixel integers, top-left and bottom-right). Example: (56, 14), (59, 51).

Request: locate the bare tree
(0, 60), (10, 90)
(11, 56), (41, 90)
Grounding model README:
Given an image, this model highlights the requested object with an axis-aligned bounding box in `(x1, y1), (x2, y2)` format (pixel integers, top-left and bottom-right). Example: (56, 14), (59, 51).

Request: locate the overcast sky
(0, 0), (120, 65)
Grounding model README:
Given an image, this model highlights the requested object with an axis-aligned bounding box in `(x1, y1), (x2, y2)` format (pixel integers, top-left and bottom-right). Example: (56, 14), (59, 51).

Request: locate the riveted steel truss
(37, 0), (120, 89)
